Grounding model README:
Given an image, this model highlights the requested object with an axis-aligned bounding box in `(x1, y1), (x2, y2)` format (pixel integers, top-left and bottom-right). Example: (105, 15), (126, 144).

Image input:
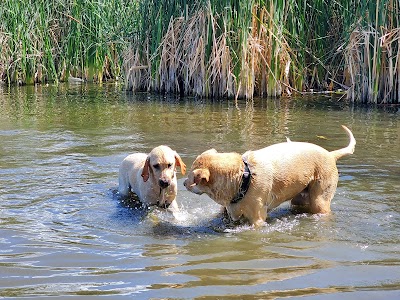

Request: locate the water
(0, 83), (399, 299)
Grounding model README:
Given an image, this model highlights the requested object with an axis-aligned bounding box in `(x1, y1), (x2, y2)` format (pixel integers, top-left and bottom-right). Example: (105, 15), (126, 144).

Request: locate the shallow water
(0, 84), (399, 299)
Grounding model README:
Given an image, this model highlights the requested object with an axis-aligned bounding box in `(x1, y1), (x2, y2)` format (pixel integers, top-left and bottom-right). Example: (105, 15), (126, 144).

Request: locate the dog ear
(141, 157), (150, 182)
(174, 153), (186, 175)
(193, 168), (210, 185)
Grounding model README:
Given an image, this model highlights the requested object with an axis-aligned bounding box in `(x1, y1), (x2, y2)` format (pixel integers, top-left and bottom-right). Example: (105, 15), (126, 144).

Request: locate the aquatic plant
(1, 0), (399, 103)
(124, 0), (400, 103)
(124, 0), (349, 99)
(0, 0), (137, 84)
(344, 0), (400, 104)
(124, 0), (292, 99)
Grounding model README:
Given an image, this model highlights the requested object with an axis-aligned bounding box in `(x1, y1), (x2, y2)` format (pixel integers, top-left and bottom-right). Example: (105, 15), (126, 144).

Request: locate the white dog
(119, 145), (186, 211)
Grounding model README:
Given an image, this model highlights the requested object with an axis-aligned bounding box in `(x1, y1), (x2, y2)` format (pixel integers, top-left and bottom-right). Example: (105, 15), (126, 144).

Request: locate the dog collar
(231, 158), (251, 204)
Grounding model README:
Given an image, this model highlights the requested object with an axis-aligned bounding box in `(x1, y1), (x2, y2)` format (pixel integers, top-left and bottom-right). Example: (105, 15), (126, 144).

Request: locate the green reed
(125, 0), (357, 99)
(1, 0), (399, 103)
(344, 0), (400, 103)
(0, 0), (137, 84)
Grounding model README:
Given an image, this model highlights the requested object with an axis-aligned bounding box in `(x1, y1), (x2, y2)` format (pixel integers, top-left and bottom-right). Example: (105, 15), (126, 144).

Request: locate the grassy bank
(1, 1), (399, 104)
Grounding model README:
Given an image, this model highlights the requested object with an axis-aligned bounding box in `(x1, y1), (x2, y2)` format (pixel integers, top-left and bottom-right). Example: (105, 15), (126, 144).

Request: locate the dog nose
(159, 179), (170, 189)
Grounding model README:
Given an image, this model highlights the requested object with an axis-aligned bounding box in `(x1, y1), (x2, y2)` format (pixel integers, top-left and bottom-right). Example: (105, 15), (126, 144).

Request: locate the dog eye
(168, 163), (172, 168)
(153, 164), (160, 170)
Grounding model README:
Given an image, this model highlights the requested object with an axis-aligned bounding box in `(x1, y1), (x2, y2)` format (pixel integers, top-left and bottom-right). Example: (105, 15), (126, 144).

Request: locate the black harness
(231, 158), (252, 204)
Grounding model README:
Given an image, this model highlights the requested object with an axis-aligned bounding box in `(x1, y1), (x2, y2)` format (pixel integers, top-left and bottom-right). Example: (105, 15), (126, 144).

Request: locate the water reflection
(0, 84), (399, 298)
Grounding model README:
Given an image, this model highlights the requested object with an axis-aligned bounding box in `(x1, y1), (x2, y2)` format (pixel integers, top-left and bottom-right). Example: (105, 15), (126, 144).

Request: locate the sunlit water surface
(0, 84), (399, 299)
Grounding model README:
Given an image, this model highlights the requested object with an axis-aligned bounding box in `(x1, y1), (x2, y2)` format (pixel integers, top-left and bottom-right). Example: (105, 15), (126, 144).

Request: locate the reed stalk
(0, 0), (137, 85)
(344, 0), (400, 103)
(124, 0), (355, 99)
(1, 0), (399, 103)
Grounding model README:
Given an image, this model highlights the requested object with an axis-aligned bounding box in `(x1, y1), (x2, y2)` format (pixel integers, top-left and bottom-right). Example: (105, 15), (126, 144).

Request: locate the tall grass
(1, 0), (399, 103)
(344, 0), (400, 103)
(124, 0), (349, 99)
(124, 0), (292, 99)
(0, 0), (137, 84)
(124, 0), (400, 103)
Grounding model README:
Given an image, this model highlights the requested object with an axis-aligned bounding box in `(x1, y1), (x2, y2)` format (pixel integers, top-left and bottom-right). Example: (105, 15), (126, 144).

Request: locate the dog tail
(330, 125), (356, 161)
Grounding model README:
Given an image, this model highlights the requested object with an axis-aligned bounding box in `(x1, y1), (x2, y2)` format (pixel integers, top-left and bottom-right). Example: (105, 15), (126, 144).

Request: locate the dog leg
(118, 173), (130, 197)
(308, 177), (338, 214)
(248, 210), (267, 227)
(243, 199), (267, 227)
(226, 204), (242, 222)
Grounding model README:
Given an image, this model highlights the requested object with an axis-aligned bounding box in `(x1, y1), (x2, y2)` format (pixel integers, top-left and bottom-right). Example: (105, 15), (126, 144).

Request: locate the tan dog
(184, 126), (356, 226)
(119, 145), (186, 211)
